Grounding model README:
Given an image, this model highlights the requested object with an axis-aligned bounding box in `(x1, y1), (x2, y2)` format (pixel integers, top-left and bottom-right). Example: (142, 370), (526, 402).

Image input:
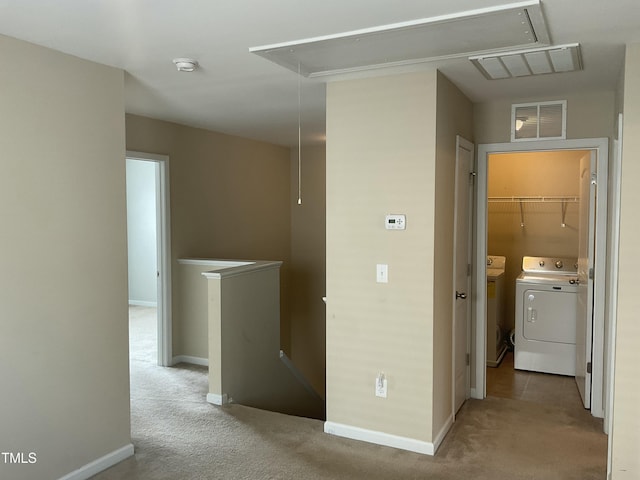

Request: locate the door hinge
(591, 173), (597, 186)
(466, 353), (470, 366)
(469, 172), (477, 185)
(589, 268), (594, 280)
(587, 362), (592, 374)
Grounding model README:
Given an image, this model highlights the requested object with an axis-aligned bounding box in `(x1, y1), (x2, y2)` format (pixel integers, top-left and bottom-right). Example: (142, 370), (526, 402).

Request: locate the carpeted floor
(92, 306), (607, 479)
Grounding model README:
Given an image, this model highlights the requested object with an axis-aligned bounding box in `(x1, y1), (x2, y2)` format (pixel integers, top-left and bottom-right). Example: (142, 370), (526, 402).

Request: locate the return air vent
(511, 101), (567, 142)
(250, 1), (550, 77)
(470, 43), (583, 79)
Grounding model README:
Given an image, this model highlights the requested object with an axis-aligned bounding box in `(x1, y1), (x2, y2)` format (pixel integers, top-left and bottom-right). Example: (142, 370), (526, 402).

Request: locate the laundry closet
(486, 149), (589, 373)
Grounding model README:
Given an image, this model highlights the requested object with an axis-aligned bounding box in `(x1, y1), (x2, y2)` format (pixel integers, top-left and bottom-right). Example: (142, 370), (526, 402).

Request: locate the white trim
(126, 151), (173, 368)
(475, 138), (610, 420)
(201, 260), (283, 280)
(606, 114), (623, 476)
(206, 393), (229, 405)
(128, 300), (157, 308)
(434, 414), (454, 451)
(323, 422), (437, 455)
(177, 258), (252, 267)
(279, 350), (323, 401)
(473, 143), (489, 400)
(57, 444), (134, 480)
(172, 355), (209, 367)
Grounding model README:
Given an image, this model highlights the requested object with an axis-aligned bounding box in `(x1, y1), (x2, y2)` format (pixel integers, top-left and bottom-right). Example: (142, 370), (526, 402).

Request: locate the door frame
(473, 138), (609, 421)
(126, 150), (173, 367)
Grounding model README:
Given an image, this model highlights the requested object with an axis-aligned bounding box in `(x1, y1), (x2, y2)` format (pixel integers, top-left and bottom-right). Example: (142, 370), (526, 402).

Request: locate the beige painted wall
(326, 71), (438, 442)
(125, 115), (293, 354)
(433, 72), (474, 438)
(174, 260), (218, 359)
(487, 150), (586, 331)
(0, 35), (130, 479)
(611, 42), (640, 479)
(290, 145), (327, 397)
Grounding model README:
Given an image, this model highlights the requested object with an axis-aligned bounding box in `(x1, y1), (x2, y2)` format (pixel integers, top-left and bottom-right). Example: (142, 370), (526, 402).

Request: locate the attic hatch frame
(249, 0), (550, 78)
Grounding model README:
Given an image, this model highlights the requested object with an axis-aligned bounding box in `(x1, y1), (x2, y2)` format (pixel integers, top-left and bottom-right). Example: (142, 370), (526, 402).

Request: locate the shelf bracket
(561, 200), (568, 227)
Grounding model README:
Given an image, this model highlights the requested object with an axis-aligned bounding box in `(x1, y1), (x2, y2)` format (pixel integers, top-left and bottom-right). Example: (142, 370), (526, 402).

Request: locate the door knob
(456, 291), (467, 300)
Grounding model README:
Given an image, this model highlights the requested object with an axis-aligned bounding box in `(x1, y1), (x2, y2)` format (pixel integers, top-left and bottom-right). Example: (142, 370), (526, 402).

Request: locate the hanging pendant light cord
(297, 62), (302, 205)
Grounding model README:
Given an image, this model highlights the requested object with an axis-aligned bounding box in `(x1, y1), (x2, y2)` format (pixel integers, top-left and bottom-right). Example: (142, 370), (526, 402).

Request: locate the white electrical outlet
(375, 373), (387, 398)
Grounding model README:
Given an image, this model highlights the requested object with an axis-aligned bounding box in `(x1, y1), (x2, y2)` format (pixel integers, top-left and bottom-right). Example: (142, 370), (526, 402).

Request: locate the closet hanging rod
(487, 195), (579, 203)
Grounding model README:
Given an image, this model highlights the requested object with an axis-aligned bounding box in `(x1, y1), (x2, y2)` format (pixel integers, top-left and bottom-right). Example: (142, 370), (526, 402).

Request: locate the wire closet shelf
(487, 196), (579, 228)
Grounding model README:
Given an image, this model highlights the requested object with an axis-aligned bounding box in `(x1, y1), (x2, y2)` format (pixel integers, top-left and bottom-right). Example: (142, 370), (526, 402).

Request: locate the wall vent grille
(511, 100), (567, 142)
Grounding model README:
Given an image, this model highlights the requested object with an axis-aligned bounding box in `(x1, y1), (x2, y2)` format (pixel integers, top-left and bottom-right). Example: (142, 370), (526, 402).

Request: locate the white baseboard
(433, 414), (454, 454)
(206, 393), (229, 405)
(58, 443), (134, 480)
(128, 300), (157, 307)
(324, 421), (435, 455)
(172, 355), (209, 367)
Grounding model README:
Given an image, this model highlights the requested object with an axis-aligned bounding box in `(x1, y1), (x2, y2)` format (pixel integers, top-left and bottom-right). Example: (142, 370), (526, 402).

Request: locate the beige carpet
(92, 307), (607, 479)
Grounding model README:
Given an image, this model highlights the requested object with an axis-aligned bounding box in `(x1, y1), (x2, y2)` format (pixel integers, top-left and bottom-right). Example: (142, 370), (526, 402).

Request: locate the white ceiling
(0, 0), (638, 147)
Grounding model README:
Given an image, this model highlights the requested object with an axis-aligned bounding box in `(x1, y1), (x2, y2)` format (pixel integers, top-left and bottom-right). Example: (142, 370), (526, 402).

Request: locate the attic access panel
(250, 1), (550, 77)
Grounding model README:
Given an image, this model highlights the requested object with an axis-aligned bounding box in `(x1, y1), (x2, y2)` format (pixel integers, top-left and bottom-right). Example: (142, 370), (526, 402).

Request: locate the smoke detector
(172, 58), (199, 72)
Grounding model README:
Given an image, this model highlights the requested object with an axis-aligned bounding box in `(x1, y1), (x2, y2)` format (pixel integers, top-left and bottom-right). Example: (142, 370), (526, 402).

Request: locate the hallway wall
(0, 35), (130, 480)
(326, 71), (438, 445)
(325, 70), (472, 450)
(290, 145), (326, 398)
(611, 41), (640, 480)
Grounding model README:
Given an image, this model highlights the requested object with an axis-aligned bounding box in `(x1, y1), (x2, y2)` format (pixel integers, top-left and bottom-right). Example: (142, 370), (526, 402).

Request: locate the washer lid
(487, 255), (506, 270)
(517, 273), (579, 288)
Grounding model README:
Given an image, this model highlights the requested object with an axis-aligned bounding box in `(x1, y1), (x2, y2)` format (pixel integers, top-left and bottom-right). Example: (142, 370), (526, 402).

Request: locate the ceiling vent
(250, 1), (550, 77)
(470, 43), (582, 79)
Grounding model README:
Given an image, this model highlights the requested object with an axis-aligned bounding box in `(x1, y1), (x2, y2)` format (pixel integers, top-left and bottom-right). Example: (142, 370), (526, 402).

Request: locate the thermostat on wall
(385, 214), (406, 230)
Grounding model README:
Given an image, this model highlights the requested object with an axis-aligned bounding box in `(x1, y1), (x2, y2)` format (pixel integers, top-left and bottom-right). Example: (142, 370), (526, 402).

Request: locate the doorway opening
(126, 151), (172, 367)
(473, 138), (610, 423)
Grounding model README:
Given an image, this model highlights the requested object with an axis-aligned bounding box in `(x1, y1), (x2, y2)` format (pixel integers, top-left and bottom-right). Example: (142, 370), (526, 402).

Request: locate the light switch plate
(376, 264), (388, 283)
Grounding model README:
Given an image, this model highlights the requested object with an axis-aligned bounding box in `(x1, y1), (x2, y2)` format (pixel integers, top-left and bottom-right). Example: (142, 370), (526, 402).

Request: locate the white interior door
(576, 151), (596, 408)
(453, 136), (474, 415)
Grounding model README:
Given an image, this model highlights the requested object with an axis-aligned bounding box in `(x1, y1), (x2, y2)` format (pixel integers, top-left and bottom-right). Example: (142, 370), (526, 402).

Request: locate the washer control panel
(522, 256), (578, 275)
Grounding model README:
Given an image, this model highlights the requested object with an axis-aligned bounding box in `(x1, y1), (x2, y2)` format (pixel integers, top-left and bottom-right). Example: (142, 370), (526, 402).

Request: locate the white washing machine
(487, 255), (507, 367)
(514, 256), (579, 376)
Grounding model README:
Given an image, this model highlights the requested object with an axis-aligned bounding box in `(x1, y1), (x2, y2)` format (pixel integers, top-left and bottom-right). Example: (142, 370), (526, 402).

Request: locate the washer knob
(555, 260), (564, 269)
(539, 260), (545, 267)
